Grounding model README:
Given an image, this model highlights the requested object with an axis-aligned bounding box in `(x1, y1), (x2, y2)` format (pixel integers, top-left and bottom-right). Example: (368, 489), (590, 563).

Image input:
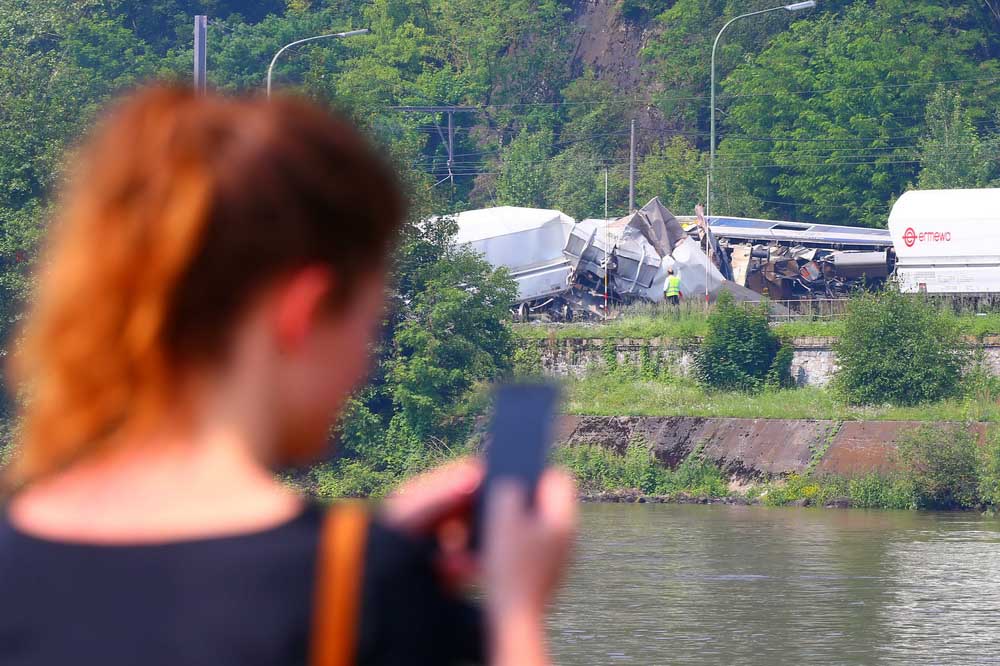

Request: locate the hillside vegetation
(6, 0), (1000, 323)
(5, 0), (1000, 491)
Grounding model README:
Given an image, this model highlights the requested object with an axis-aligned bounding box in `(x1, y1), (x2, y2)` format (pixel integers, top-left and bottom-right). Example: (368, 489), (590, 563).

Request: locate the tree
(390, 249), (517, 441)
(636, 137), (705, 215)
(917, 87), (991, 189)
(495, 127), (552, 207)
(0, 1), (153, 352)
(548, 146), (627, 220)
(695, 291), (788, 392)
(834, 289), (967, 406)
(718, 1), (1000, 227)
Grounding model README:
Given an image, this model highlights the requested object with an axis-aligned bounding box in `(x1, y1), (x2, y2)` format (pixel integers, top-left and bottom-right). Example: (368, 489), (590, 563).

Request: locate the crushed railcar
(448, 199), (735, 321)
(689, 215), (895, 300)
(445, 201), (911, 320)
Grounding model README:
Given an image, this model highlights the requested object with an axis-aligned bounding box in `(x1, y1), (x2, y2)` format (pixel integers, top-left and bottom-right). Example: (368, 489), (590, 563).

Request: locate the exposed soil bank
(556, 415), (987, 481)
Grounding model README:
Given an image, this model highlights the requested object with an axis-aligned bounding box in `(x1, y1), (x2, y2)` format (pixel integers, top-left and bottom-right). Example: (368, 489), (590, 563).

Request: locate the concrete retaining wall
(530, 336), (1000, 387)
(556, 415), (986, 479)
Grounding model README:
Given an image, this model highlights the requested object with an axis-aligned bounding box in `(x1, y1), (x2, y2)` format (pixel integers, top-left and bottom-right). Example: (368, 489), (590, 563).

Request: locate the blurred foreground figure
(0, 86), (575, 666)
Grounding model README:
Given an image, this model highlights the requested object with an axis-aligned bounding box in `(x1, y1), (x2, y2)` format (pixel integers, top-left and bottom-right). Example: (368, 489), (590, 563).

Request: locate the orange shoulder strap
(310, 501), (370, 666)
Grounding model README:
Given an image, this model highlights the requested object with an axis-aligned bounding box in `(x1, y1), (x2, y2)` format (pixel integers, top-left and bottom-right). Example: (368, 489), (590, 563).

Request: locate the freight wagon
(887, 188), (1000, 294)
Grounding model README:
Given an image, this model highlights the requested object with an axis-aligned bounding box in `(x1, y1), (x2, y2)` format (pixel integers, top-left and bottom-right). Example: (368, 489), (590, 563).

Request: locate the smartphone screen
(472, 382), (560, 549)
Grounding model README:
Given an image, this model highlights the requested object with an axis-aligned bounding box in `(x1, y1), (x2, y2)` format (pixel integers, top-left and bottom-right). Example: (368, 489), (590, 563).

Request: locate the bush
(695, 291), (788, 392)
(311, 460), (398, 500)
(979, 429), (1000, 509)
(761, 473), (823, 507)
(512, 344), (543, 378)
(835, 290), (967, 406)
(895, 424), (980, 509)
(848, 473), (915, 510)
(552, 441), (728, 498)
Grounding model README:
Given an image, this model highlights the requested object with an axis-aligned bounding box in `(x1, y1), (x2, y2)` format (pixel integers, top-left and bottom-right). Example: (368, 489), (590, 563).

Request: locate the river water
(548, 503), (1000, 665)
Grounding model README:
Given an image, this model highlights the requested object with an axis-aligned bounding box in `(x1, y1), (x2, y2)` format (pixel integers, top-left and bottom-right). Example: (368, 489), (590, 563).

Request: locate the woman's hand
(483, 469), (577, 666)
(381, 459), (482, 588)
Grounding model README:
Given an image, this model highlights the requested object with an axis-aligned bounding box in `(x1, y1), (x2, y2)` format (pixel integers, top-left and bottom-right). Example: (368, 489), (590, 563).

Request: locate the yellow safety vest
(665, 275), (682, 297)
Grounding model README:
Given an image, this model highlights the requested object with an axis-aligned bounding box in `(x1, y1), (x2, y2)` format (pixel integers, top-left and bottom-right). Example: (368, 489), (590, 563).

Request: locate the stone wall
(528, 336), (1000, 387)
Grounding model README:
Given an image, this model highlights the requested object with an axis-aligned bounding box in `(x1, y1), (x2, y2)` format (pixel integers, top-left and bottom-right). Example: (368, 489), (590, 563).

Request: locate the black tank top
(0, 502), (482, 665)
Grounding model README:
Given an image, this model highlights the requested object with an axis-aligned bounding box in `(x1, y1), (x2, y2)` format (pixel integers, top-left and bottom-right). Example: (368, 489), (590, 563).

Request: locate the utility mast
(193, 16), (207, 94)
(387, 106), (477, 185)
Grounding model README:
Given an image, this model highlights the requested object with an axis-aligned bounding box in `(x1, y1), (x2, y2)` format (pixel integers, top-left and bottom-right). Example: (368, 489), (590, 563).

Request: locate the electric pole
(628, 118), (636, 212)
(194, 16), (207, 94)
(386, 106), (477, 186)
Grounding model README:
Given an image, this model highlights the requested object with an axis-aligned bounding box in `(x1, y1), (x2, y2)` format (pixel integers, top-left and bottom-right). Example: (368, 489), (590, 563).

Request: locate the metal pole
(193, 15), (207, 95)
(604, 167), (610, 320)
(628, 118), (636, 212)
(266, 29), (369, 98)
(447, 110), (454, 186)
(709, 2), (816, 216)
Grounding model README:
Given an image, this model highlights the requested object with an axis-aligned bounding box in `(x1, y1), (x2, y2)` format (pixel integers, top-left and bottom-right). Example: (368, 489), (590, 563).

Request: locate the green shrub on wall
(835, 289), (967, 406)
(895, 424), (980, 510)
(695, 291), (789, 391)
(977, 429), (1000, 509)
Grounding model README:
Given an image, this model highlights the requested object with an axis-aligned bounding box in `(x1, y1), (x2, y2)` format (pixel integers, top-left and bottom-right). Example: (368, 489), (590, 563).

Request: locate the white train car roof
(706, 216), (892, 249)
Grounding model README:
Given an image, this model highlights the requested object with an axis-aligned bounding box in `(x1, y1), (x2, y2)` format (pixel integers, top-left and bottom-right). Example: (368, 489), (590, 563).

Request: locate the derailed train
(449, 198), (734, 321)
(445, 188), (1000, 320)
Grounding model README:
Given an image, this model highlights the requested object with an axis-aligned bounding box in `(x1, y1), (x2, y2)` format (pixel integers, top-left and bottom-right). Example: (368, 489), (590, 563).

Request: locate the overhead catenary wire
(382, 74), (1000, 112)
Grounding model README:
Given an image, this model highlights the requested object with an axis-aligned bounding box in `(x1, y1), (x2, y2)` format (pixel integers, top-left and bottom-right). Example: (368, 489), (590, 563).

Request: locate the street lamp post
(708, 1), (816, 216)
(266, 28), (369, 98)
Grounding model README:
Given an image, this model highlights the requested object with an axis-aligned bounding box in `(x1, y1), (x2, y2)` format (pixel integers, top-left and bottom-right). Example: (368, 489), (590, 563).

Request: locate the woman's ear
(271, 266), (335, 353)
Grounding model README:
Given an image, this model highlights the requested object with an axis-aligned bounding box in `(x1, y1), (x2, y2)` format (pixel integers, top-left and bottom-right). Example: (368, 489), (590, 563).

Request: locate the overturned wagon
(449, 207), (577, 320)
(447, 199), (730, 321)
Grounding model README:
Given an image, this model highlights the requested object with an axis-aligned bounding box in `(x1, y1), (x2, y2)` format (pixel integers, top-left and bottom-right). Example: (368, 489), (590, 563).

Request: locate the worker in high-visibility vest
(664, 268), (682, 309)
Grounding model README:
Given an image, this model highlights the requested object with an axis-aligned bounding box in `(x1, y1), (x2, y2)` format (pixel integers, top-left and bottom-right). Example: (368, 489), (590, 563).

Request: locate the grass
(513, 306), (1000, 342)
(514, 303), (710, 341)
(756, 472), (916, 510)
(552, 441), (729, 498)
(561, 372), (1000, 422)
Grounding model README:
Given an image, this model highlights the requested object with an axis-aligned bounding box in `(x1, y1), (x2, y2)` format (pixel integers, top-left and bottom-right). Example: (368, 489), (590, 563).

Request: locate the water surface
(549, 503), (1000, 665)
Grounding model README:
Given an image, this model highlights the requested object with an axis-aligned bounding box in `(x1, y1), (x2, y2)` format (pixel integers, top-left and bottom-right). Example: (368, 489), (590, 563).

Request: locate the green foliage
(760, 472), (915, 510)
(765, 338), (794, 389)
(390, 249), (517, 441)
(511, 344), (544, 379)
(895, 424), (981, 510)
(717, 1), (1000, 226)
(979, 429), (1000, 509)
(602, 340), (618, 373)
(695, 291), (784, 392)
(311, 459), (398, 500)
(761, 473), (824, 507)
(636, 136), (706, 215)
(552, 440), (728, 498)
(495, 127), (553, 208)
(835, 290), (968, 406)
(847, 473), (915, 511)
(918, 87), (996, 189)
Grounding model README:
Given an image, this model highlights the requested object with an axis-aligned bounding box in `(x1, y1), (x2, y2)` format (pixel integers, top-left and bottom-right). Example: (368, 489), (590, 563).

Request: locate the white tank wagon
(888, 189), (1000, 294)
(446, 207), (577, 320)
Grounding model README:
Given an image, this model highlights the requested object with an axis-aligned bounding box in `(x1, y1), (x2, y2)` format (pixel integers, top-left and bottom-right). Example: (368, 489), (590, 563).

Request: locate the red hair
(8, 85), (405, 487)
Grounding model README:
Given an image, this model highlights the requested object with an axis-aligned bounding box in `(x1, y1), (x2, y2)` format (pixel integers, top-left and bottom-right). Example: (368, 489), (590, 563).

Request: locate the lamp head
(785, 1), (816, 10)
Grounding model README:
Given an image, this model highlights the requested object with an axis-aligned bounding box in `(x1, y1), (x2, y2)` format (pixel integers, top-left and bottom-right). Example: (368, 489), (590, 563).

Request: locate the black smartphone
(471, 382), (560, 550)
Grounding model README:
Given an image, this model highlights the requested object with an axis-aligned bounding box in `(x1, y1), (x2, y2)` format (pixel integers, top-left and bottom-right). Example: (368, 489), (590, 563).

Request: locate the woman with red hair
(0, 86), (575, 666)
